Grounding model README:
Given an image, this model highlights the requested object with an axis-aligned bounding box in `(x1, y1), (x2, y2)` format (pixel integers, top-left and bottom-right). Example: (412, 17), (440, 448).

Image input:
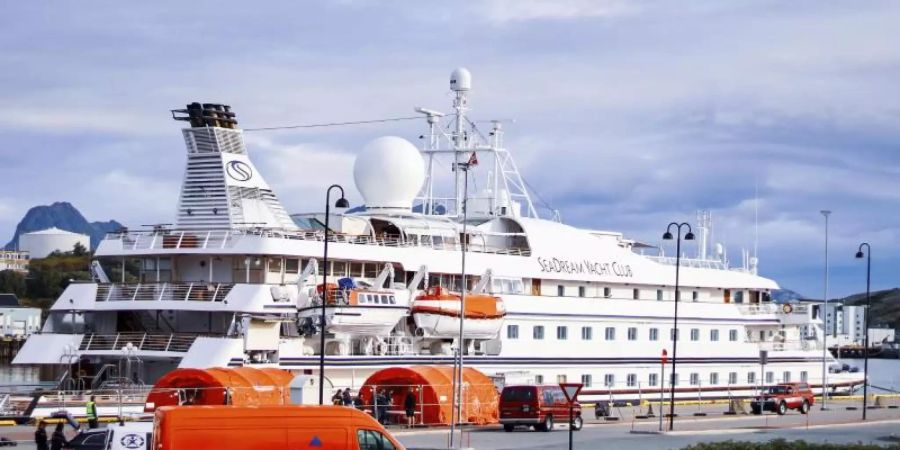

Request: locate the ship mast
(415, 68), (539, 219)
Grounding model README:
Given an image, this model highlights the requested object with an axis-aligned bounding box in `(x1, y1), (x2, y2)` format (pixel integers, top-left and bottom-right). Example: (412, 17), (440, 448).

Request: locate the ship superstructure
(15, 70), (862, 400)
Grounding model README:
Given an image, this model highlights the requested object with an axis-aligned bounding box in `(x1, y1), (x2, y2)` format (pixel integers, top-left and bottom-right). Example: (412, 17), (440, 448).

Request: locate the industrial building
(0, 250), (29, 272)
(17, 227), (89, 259)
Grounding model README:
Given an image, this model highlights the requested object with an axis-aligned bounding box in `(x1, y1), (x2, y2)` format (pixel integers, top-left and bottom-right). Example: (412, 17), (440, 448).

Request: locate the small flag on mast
(467, 151), (478, 167)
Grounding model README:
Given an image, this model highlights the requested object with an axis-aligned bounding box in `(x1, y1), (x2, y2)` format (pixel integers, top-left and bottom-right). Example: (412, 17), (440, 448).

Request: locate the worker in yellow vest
(86, 395), (99, 429)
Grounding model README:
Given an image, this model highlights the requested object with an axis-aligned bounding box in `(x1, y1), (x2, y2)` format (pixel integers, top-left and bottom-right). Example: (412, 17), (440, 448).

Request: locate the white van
(65, 421), (153, 450)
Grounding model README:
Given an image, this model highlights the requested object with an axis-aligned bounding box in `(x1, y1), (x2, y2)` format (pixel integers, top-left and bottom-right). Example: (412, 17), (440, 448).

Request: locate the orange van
(154, 405), (404, 450)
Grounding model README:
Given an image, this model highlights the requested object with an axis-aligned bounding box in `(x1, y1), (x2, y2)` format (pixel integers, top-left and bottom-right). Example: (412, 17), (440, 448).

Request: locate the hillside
(842, 288), (900, 329)
(4, 201), (124, 250)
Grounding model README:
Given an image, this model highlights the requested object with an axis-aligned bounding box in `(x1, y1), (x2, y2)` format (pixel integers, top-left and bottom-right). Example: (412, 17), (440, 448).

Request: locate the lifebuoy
(782, 304), (794, 314)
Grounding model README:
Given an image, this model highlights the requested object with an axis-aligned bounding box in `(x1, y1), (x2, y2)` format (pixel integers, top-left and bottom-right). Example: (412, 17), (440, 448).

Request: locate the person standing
(404, 389), (417, 428)
(342, 388), (353, 407)
(331, 389), (343, 406)
(34, 421), (49, 450)
(85, 395), (99, 429)
(50, 423), (68, 450)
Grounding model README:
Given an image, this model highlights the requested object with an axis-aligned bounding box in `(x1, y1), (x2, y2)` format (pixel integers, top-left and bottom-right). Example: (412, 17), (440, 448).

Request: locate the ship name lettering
(537, 257), (632, 278)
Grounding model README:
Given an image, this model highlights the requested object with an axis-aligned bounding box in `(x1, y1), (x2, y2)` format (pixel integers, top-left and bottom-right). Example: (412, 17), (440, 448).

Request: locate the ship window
(432, 236), (444, 248)
(365, 264), (378, 279)
(604, 374), (615, 387)
(782, 371), (791, 383)
(603, 287), (612, 298)
(710, 373), (719, 385)
(557, 326), (568, 340)
(690, 328), (700, 341)
(389, 296), (396, 304)
(627, 374), (637, 387)
(333, 260), (349, 276)
(728, 372), (738, 385)
(604, 327), (616, 340)
(285, 258), (299, 274)
(800, 371), (808, 382)
(359, 295), (367, 304)
(670, 328), (680, 341)
(670, 373), (679, 386)
(350, 262), (364, 277)
(710, 329), (719, 341)
(380, 295), (389, 304)
(729, 329), (738, 342)
(692, 291), (699, 302)
(765, 372), (774, 383)
(627, 327), (637, 341)
(507, 325), (519, 339)
(533, 326), (545, 340)
(535, 375), (544, 384)
(633, 288), (640, 300)
(578, 286), (585, 297)
(557, 374), (567, 384)
(557, 285), (565, 297)
(581, 374), (592, 388)
(268, 257), (282, 273)
(649, 328), (659, 341)
(649, 373), (658, 386)
(581, 326), (592, 340)
(734, 291), (744, 304)
(656, 289), (663, 301)
(690, 373), (700, 386)
(747, 372), (756, 384)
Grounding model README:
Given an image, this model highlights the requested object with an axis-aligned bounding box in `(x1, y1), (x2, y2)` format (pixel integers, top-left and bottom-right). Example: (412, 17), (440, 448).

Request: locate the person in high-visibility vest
(85, 395), (99, 429)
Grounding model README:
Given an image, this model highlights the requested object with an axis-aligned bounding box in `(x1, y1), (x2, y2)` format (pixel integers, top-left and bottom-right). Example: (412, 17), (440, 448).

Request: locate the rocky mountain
(4, 202), (124, 251)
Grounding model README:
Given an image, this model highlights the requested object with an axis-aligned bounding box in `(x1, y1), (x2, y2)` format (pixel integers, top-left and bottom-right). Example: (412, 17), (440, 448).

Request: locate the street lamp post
(662, 222), (694, 431)
(318, 184), (349, 405)
(855, 242), (871, 420)
(820, 210), (831, 410)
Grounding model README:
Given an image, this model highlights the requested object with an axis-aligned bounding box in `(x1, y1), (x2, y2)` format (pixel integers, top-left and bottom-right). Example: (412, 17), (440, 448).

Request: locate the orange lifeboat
(411, 286), (505, 338)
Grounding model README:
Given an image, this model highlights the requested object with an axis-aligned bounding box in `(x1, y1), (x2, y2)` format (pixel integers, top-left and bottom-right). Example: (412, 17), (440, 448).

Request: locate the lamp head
(335, 197), (350, 208)
(855, 251), (864, 259)
(684, 231), (695, 241)
(662, 231), (673, 240)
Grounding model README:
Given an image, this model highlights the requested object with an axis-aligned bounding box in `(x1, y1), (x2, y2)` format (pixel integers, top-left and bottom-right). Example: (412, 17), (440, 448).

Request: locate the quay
(1, 395), (899, 449)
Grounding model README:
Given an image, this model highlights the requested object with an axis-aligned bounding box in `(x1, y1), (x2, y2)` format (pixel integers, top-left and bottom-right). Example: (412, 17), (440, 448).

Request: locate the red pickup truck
(751, 382), (815, 415)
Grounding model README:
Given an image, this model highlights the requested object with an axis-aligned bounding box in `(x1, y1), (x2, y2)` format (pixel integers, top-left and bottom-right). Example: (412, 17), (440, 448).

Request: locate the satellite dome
(353, 136), (425, 210)
(450, 67), (471, 91)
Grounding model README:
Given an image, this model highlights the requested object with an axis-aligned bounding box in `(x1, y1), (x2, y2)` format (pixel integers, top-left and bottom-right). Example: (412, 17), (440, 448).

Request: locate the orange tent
(145, 367), (292, 412)
(358, 365), (498, 426)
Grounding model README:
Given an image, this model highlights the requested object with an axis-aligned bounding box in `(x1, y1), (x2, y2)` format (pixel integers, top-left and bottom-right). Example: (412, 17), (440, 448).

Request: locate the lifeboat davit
(411, 286), (506, 339)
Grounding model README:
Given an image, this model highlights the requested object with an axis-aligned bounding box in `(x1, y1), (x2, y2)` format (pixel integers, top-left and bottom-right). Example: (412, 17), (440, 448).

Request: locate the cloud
(475, 0), (641, 23)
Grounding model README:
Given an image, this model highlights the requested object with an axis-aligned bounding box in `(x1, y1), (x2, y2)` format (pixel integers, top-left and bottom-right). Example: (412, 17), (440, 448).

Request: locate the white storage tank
(18, 227), (90, 259)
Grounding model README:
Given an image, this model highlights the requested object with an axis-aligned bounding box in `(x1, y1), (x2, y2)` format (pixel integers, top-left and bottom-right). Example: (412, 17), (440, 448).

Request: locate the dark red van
(499, 385), (583, 432)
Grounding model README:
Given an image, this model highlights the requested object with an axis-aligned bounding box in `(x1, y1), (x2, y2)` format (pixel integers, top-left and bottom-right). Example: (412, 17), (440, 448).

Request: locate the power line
(242, 115), (423, 132)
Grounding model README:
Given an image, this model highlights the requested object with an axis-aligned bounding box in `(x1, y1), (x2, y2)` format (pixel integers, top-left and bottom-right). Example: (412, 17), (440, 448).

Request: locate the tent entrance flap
(358, 365), (499, 426)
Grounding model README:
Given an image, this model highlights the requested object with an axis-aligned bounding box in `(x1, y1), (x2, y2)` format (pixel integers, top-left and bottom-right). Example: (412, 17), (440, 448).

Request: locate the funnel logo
(226, 160), (253, 182)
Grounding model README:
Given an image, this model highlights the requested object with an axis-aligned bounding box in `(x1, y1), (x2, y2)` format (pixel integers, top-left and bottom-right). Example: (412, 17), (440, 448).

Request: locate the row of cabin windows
(357, 294), (397, 305)
(557, 285), (765, 304)
(539, 371), (809, 388)
(507, 325), (741, 343)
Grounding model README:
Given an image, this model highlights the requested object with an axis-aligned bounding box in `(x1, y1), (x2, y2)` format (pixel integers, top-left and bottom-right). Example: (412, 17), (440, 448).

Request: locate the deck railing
(105, 229), (531, 256)
(78, 333), (214, 353)
(95, 283), (232, 302)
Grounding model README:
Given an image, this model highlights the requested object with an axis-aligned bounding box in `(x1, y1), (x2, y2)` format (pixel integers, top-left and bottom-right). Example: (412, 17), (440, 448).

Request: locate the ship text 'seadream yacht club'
(15, 69), (863, 401)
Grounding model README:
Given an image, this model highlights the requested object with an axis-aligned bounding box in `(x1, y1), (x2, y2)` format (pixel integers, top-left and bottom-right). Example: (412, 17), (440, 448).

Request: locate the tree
(0, 270), (26, 297)
(72, 242), (89, 257)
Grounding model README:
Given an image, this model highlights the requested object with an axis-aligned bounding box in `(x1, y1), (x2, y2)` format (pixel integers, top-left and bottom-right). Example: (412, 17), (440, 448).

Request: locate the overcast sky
(2, 1), (898, 298)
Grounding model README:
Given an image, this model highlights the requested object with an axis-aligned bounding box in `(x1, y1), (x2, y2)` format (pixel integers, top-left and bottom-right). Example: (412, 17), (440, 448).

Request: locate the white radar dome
(353, 136), (425, 210)
(450, 67), (471, 91)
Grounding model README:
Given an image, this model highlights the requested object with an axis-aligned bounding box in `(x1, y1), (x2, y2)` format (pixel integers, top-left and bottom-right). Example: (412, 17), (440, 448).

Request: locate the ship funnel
(172, 102), (238, 129)
(172, 102), (296, 231)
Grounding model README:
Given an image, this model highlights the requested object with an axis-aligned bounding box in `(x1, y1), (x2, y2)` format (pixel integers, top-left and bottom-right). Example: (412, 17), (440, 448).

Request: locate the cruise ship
(15, 69), (863, 402)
